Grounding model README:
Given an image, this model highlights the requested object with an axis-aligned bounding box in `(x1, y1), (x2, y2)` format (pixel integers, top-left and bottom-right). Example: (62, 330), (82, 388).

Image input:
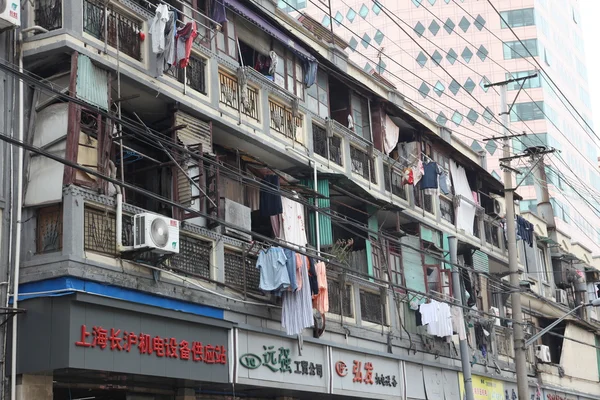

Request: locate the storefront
(10, 293), (233, 399)
(235, 330), (464, 400)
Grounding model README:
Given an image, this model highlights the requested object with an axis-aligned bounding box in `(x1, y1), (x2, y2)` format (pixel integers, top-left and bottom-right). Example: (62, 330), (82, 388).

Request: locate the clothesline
(139, 0), (221, 34)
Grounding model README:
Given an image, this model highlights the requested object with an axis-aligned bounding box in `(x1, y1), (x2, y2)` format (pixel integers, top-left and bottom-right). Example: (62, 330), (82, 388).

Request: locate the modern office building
(294, 0), (600, 256)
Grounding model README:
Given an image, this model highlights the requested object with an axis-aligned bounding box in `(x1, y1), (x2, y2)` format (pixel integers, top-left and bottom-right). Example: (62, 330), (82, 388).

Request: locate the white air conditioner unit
(133, 213), (180, 254)
(535, 344), (552, 363)
(221, 198), (251, 241)
(0, 0), (20, 29)
(555, 289), (568, 305)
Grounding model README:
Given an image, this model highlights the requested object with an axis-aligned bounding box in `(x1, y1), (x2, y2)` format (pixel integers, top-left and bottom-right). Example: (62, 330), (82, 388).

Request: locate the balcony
(268, 99), (302, 140)
(83, 0), (142, 60)
(218, 70), (260, 122)
(313, 122), (343, 166)
(166, 56), (208, 95)
(350, 145), (376, 184)
(34, 0), (62, 32)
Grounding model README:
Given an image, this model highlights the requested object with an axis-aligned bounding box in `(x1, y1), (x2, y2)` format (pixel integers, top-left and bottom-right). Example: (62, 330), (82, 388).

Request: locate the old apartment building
(0, 0), (599, 399)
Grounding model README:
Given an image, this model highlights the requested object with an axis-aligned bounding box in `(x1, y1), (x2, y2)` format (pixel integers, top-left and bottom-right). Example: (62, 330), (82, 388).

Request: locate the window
(505, 71), (541, 90)
(510, 101), (544, 122)
(503, 39), (538, 60)
(517, 168), (534, 186)
(512, 133), (547, 152)
(388, 244), (403, 287)
(537, 247), (549, 282)
(307, 71), (329, 119)
(278, 0), (306, 12)
(500, 8), (535, 28)
(351, 93), (371, 140)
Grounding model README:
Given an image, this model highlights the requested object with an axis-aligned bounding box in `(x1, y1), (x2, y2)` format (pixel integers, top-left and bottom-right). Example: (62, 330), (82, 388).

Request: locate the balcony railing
(34, 0), (62, 31)
(218, 71), (260, 121)
(83, 0), (142, 60)
(350, 146), (376, 184)
(383, 163), (407, 200)
(269, 99), (302, 140)
(36, 204), (63, 253)
(440, 196), (455, 224)
(166, 56), (207, 94)
(313, 123), (343, 166)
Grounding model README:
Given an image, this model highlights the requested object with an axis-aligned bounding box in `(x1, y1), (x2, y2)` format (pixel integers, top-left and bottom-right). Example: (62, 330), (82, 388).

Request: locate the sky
(581, 0), (600, 133)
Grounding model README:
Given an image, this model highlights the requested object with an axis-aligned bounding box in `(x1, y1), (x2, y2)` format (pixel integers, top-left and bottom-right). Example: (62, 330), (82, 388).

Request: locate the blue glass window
(467, 109), (479, 125)
(459, 16), (470, 32)
(474, 15), (486, 31)
(449, 79), (460, 95)
(372, 1), (381, 15)
(347, 8), (357, 22)
(464, 78), (475, 93)
(334, 11), (343, 26)
(359, 4), (369, 18)
(348, 37), (358, 52)
(434, 81), (445, 97)
(416, 51), (428, 67)
(419, 81), (430, 98)
(361, 32), (371, 48)
(429, 20), (441, 36)
(431, 50), (443, 66)
(437, 112), (448, 126)
(452, 110), (463, 126)
(374, 30), (385, 45)
(444, 18), (455, 34)
(461, 47), (473, 63)
(476, 45), (488, 61)
(446, 48), (458, 65)
(414, 22), (426, 37)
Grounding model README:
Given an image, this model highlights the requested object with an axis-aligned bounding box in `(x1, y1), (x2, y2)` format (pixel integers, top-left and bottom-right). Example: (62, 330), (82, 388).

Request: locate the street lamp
(523, 298), (600, 348)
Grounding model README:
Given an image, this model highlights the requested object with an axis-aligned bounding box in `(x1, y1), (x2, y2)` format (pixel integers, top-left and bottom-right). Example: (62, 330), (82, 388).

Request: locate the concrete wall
(560, 323), (599, 382)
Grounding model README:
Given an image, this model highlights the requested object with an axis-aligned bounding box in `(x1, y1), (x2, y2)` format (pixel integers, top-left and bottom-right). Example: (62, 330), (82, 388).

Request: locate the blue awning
(224, 0), (316, 63)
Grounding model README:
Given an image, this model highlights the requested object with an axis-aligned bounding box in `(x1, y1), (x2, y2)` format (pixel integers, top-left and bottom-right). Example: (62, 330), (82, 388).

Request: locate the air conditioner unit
(0, 0), (20, 29)
(221, 198), (251, 241)
(535, 345), (551, 363)
(485, 198), (503, 216)
(555, 289), (568, 305)
(133, 213), (180, 254)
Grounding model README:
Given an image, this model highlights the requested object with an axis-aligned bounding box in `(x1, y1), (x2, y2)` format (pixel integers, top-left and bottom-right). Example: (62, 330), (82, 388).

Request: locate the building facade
(294, 0), (600, 259)
(1, 0), (600, 399)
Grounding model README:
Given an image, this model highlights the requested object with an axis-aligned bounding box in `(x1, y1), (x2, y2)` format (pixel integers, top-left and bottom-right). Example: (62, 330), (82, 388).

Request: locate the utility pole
(449, 236), (474, 400)
(485, 74), (538, 400)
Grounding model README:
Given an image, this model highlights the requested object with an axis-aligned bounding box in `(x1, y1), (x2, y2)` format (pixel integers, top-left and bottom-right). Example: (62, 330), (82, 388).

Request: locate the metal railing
(269, 99), (302, 140)
(83, 0), (142, 60)
(313, 123), (343, 166)
(167, 56), (208, 94)
(34, 0), (62, 31)
(350, 146), (376, 184)
(219, 71), (239, 110)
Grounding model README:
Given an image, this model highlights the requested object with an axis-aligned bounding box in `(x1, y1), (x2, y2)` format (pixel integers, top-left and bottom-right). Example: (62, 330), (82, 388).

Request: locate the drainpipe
(532, 151), (555, 230)
(9, 25), (48, 400)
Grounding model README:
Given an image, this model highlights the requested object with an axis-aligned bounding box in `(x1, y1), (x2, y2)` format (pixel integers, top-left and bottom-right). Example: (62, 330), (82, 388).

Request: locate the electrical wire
(259, 0), (528, 146)
(10, 5), (600, 346)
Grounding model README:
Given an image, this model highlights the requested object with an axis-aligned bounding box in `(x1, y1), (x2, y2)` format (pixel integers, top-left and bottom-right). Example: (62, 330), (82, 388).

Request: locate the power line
(271, 0), (527, 145)
(484, 0), (598, 142)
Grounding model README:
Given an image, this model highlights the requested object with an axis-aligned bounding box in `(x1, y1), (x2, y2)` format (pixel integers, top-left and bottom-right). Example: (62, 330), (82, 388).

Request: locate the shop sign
(75, 324), (227, 365)
(239, 344), (323, 378)
(236, 331), (328, 391)
(16, 297), (231, 382)
(543, 391), (577, 400)
(459, 373), (504, 400)
(331, 349), (403, 399)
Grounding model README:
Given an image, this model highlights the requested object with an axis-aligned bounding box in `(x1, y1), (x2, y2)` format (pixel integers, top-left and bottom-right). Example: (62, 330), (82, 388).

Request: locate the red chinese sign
(75, 324), (227, 364)
(336, 359), (397, 388)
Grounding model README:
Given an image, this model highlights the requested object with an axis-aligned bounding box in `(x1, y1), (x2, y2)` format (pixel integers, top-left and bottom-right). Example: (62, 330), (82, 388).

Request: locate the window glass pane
(505, 70), (541, 90)
(510, 101), (544, 122)
(500, 8), (535, 29)
(503, 39), (538, 59)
